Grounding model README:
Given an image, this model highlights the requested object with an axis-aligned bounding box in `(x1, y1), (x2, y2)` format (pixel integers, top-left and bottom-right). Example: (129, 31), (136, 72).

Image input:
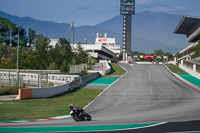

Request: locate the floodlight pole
(16, 26), (21, 88)
(10, 28), (12, 47)
(16, 26), (20, 71)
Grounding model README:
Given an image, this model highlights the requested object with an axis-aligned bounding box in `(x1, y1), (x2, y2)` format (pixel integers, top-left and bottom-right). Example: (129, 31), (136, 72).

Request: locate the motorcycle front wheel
(72, 114), (80, 122)
(85, 113), (92, 121)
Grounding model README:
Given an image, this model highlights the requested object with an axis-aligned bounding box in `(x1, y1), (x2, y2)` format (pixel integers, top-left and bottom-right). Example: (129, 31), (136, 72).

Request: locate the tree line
(0, 17), (89, 72)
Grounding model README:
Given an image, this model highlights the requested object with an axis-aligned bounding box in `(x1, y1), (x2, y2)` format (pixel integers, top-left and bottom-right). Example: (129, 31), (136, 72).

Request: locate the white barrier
(88, 60), (111, 75)
(18, 72), (100, 100)
(32, 83), (70, 99)
(179, 64), (200, 79)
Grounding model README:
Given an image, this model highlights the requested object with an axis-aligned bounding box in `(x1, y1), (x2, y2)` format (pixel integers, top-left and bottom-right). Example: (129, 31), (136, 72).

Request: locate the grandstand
(174, 16), (200, 79)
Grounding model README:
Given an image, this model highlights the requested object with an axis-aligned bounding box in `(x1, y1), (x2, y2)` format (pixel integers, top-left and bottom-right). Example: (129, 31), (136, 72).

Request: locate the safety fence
(70, 64), (88, 73)
(196, 64), (200, 73)
(183, 60), (193, 70)
(69, 72), (99, 89)
(0, 71), (79, 89)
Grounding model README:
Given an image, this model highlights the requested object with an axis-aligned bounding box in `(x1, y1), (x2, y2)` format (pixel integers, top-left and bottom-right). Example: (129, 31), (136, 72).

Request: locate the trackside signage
(121, 0), (135, 6)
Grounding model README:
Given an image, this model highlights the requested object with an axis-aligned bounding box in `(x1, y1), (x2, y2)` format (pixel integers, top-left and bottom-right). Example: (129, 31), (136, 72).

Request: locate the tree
(76, 43), (88, 64)
(154, 49), (164, 56)
(28, 28), (36, 45)
(56, 38), (73, 72)
(35, 34), (50, 69)
(48, 62), (58, 70)
(192, 41), (200, 58)
(0, 17), (17, 46)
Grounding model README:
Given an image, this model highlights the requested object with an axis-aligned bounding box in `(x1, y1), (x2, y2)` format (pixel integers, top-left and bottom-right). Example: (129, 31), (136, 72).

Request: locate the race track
(1, 64), (200, 128)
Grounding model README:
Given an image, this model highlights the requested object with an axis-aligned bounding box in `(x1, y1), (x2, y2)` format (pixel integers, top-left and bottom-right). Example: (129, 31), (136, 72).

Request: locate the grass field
(0, 88), (102, 121)
(103, 63), (126, 78)
(165, 64), (188, 74)
(0, 63), (125, 121)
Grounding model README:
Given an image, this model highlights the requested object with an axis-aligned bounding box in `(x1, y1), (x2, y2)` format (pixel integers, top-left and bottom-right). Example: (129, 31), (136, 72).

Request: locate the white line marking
(135, 67), (153, 95)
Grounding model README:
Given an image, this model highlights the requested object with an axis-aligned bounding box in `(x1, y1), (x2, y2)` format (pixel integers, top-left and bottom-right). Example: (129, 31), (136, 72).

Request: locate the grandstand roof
(174, 16), (200, 42)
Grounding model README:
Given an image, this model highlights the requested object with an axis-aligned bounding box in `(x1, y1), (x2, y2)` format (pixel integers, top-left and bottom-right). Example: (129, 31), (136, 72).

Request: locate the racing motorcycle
(70, 107), (92, 122)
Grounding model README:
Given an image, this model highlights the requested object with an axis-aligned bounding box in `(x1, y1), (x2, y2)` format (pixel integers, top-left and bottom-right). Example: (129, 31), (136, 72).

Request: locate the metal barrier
(183, 60), (193, 70)
(69, 72), (100, 90)
(196, 64), (200, 73)
(0, 71), (79, 88)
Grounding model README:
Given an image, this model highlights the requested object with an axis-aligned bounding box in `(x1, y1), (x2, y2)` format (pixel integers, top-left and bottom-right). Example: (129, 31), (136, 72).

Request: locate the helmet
(69, 104), (73, 108)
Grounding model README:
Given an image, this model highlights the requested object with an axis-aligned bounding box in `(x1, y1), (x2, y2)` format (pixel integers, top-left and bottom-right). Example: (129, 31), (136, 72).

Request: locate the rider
(69, 104), (84, 116)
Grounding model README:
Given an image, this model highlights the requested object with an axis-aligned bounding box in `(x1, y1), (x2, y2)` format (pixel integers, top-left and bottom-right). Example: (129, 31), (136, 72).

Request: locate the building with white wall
(49, 33), (120, 62)
(95, 33), (121, 57)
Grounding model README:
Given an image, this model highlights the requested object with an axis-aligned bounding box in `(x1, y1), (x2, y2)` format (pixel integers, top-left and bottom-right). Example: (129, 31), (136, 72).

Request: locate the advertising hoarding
(121, 0), (135, 6)
(120, 7), (135, 15)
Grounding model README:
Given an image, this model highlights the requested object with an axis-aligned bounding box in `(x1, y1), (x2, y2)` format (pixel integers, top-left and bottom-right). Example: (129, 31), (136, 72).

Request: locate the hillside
(0, 10), (188, 53)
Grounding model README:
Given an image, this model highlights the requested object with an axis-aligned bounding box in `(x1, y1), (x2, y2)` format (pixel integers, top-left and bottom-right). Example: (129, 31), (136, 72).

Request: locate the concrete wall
(88, 60), (111, 75)
(18, 72), (100, 100)
(32, 83), (70, 99)
(18, 83), (70, 100)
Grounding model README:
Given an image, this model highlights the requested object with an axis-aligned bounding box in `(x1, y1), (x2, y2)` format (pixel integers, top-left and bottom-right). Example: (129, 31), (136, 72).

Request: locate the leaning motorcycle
(70, 108), (92, 122)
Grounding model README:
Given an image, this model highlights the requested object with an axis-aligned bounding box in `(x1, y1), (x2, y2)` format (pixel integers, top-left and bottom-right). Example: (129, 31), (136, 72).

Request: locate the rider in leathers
(69, 104), (84, 118)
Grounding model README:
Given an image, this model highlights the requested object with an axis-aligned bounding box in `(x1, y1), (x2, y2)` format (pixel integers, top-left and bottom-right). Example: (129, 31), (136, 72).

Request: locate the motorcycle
(70, 107), (92, 122)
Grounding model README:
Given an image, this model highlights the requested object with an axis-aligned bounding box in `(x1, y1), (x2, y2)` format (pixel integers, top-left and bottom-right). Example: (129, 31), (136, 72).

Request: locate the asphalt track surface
(1, 64), (200, 132)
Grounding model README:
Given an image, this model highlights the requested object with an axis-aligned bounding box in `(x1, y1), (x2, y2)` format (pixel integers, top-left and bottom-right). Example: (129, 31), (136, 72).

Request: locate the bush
(0, 86), (19, 95)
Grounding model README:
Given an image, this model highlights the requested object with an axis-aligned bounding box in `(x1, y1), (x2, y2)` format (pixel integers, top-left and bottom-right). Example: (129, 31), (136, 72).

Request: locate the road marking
(135, 67), (153, 95)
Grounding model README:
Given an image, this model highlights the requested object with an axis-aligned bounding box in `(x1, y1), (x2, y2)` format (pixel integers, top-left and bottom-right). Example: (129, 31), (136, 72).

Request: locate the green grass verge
(0, 87), (102, 121)
(165, 64), (188, 74)
(103, 63), (126, 77)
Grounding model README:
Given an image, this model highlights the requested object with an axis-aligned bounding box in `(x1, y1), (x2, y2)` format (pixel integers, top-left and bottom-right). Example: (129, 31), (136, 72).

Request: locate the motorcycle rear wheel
(85, 113), (92, 121)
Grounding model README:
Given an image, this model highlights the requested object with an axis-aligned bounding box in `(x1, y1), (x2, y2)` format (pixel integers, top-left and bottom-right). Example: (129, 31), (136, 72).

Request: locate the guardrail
(69, 72), (99, 89)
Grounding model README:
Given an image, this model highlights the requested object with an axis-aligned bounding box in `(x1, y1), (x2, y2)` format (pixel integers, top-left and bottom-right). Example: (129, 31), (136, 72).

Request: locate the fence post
(12, 74), (14, 86)
(181, 60), (183, 66)
(46, 74), (48, 87)
(0, 75), (1, 91)
(38, 74), (41, 88)
(9, 71), (11, 86)
(193, 64), (196, 72)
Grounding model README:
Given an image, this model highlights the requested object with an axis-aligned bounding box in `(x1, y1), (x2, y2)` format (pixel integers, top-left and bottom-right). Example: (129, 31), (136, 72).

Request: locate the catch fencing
(70, 64), (88, 73)
(69, 72), (99, 89)
(0, 71), (80, 89)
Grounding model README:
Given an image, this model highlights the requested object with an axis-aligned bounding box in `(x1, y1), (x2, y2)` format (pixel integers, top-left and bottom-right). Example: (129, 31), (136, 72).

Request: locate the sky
(0, 0), (200, 26)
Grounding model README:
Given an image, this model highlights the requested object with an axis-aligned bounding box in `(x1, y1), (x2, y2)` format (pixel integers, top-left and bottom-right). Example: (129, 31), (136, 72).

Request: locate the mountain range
(0, 10), (188, 53)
